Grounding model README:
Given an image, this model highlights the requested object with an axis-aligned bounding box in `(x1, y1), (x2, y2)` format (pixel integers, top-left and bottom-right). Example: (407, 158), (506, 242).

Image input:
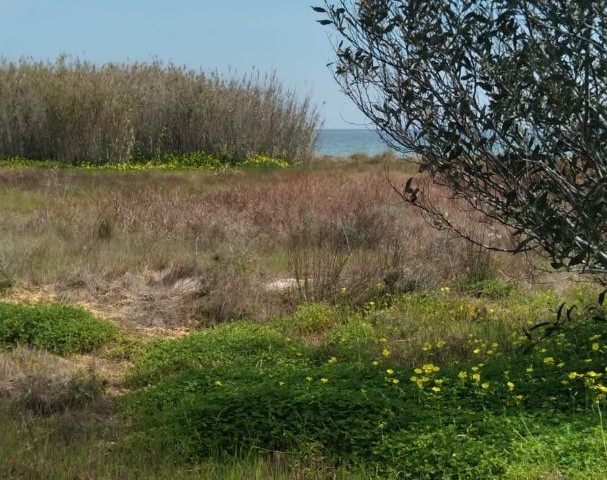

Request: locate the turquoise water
(315, 129), (398, 157)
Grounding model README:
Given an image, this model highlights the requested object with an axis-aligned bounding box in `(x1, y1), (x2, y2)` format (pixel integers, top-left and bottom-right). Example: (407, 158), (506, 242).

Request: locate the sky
(0, 0), (369, 129)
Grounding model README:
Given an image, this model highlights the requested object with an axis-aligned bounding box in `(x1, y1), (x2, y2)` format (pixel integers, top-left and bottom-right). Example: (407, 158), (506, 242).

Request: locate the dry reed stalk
(0, 57), (320, 164)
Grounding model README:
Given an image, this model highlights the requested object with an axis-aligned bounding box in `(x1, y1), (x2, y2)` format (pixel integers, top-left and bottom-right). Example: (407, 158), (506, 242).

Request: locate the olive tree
(315, 0), (607, 278)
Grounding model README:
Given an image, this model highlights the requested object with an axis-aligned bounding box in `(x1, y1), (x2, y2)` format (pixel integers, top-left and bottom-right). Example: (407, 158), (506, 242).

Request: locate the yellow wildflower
(320, 377), (329, 383)
(458, 371), (468, 380)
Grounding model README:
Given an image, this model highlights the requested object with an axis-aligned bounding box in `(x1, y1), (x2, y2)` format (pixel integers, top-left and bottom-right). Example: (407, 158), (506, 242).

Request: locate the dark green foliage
(126, 364), (408, 459)
(0, 302), (117, 355)
(317, 0), (607, 279)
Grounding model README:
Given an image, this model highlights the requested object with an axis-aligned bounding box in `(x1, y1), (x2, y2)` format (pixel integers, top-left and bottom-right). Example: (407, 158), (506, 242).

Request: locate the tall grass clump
(0, 57), (320, 164)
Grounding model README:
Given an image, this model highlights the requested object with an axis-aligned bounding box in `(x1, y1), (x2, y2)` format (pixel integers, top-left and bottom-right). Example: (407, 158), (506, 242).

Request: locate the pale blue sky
(0, 0), (368, 128)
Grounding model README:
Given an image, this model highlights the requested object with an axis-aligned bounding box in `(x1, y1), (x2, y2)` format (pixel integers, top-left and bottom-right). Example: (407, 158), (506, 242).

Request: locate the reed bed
(0, 57), (320, 164)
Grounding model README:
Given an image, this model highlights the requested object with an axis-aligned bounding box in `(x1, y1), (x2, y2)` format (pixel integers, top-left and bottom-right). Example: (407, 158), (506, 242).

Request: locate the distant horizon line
(318, 127), (377, 131)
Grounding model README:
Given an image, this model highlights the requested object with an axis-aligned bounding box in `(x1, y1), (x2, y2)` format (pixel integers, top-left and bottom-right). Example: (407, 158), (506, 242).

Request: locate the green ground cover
(1, 287), (606, 479)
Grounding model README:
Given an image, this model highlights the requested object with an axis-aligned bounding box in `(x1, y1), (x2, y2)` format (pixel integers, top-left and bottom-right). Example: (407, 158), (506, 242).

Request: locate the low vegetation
(0, 302), (117, 355)
(0, 159), (603, 478)
(124, 300), (607, 478)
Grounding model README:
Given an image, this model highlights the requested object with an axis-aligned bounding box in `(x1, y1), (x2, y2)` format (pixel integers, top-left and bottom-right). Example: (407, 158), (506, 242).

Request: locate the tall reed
(0, 57), (320, 164)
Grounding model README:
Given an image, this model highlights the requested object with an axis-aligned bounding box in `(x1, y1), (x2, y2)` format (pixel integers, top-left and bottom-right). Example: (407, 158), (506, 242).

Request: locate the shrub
(0, 302), (117, 355)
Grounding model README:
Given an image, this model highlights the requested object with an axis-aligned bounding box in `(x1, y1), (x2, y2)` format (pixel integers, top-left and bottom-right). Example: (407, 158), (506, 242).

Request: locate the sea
(315, 128), (399, 157)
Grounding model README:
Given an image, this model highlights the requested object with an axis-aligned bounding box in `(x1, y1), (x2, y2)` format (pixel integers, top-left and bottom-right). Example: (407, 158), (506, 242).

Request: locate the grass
(0, 158), (535, 327)
(0, 159), (601, 478)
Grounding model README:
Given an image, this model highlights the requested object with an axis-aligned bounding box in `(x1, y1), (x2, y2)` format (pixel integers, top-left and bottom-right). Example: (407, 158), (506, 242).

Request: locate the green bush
(0, 302), (117, 355)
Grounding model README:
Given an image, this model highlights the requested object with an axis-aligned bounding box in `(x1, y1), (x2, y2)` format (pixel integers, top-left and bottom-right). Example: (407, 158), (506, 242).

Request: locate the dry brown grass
(0, 348), (110, 415)
(0, 161), (536, 329)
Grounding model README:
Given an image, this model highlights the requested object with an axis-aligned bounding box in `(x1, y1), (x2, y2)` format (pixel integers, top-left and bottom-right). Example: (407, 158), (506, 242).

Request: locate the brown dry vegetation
(0, 158), (537, 330)
(0, 57), (319, 164)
